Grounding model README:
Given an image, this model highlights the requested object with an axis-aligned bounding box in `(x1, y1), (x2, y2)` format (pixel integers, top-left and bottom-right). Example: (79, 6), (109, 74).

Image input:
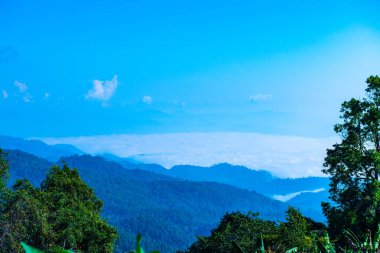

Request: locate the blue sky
(1, 0), (380, 176)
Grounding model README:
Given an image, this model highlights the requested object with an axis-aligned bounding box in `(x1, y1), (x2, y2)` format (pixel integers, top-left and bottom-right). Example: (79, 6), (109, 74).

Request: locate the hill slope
(286, 190), (330, 222)
(113, 161), (329, 196)
(5, 150), (288, 252)
(110, 160), (330, 222)
(4, 149), (53, 186)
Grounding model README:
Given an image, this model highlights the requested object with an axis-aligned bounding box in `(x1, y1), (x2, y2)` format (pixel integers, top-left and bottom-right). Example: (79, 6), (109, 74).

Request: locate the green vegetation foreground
(0, 151), (117, 253)
(322, 75), (380, 245)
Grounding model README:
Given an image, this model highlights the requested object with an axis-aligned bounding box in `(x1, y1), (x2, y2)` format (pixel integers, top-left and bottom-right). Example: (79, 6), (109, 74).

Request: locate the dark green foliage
(189, 207), (324, 253)
(0, 149), (10, 202)
(322, 75), (380, 244)
(40, 165), (117, 252)
(0, 152), (117, 253)
(0, 179), (47, 252)
(189, 212), (280, 253)
(316, 232), (335, 253)
(279, 207), (312, 251)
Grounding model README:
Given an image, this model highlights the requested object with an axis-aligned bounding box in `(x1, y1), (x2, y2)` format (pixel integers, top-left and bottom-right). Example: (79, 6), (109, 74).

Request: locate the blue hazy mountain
(4, 149), (289, 252)
(1, 135), (329, 222)
(0, 135), (83, 161)
(286, 190), (330, 220)
(110, 159), (330, 221)
(112, 159), (329, 196)
(4, 149), (54, 186)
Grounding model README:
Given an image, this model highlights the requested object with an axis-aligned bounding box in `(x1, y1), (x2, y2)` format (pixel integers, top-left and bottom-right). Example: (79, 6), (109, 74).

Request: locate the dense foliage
(189, 207), (325, 253)
(322, 75), (380, 244)
(0, 150), (117, 253)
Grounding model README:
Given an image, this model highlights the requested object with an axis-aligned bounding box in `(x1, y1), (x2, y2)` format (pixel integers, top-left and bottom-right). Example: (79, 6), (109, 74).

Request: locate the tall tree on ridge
(323, 75), (380, 242)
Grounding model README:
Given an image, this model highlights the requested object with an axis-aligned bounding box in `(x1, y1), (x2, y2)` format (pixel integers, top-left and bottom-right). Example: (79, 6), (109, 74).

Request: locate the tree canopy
(322, 75), (380, 243)
(188, 207), (324, 252)
(0, 152), (117, 253)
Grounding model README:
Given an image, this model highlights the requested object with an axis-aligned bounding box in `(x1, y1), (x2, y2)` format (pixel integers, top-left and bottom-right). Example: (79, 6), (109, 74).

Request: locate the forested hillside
(5, 149), (53, 185)
(4, 150), (289, 252)
(112, 160), (329, 221)
(138, 163), (329, 195)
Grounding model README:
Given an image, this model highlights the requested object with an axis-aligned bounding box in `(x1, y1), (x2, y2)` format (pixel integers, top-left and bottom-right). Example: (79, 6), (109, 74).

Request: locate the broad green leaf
(20, 242), (45, 253)
(259, 233), (265, 253)
(374, 223), (380, 250)
(136, 233), (145, 253)
(20, 242), (74, 253)
(232, 241), (245, 253)
(285, 247), (298, 253)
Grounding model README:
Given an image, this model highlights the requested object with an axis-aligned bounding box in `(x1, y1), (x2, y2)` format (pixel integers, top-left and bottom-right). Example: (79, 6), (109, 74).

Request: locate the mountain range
(0, 135), (83, 161)
(0, 135), (331, 251)
(105, 156), (330, 220)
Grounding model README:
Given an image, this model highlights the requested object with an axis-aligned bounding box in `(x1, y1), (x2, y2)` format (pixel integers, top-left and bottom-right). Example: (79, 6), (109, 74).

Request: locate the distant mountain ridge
(1, 135), (329, 224)
(4, 149), (53, 186)
(109, 158), (330, 221)
(112, 158), (329, 196)
(0, 135), (83, 161)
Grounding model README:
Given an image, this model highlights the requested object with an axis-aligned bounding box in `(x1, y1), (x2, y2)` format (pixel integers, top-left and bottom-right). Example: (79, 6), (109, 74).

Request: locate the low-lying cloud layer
(273, 188), (326, 202)
(41, 132), (338, 178)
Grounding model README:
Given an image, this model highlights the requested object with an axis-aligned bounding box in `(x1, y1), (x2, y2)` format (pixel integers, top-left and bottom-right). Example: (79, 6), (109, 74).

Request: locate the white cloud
(142, 96), (153, 105)
(14, 80), (32, 103)
(40, 132), (338, 178)
(2, 90), (8, 99)
(44, 92), (50, 99)
(85, 75), (118, 102)
(249, 94), (272, 102)
(14, 80), (27, 93)
(273, 188), (326, 202)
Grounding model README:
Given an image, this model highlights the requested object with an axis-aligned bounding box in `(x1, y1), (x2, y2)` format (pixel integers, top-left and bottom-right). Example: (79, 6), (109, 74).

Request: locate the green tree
(0, 153), (117, 253)
(40, 165), (117, 253)
(279, 207), (312, 251)
(0, 149), (10, 204)
(0, 180), (47, 252)
(322, 75), (380, 243)
(189, 212), (279, 253)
